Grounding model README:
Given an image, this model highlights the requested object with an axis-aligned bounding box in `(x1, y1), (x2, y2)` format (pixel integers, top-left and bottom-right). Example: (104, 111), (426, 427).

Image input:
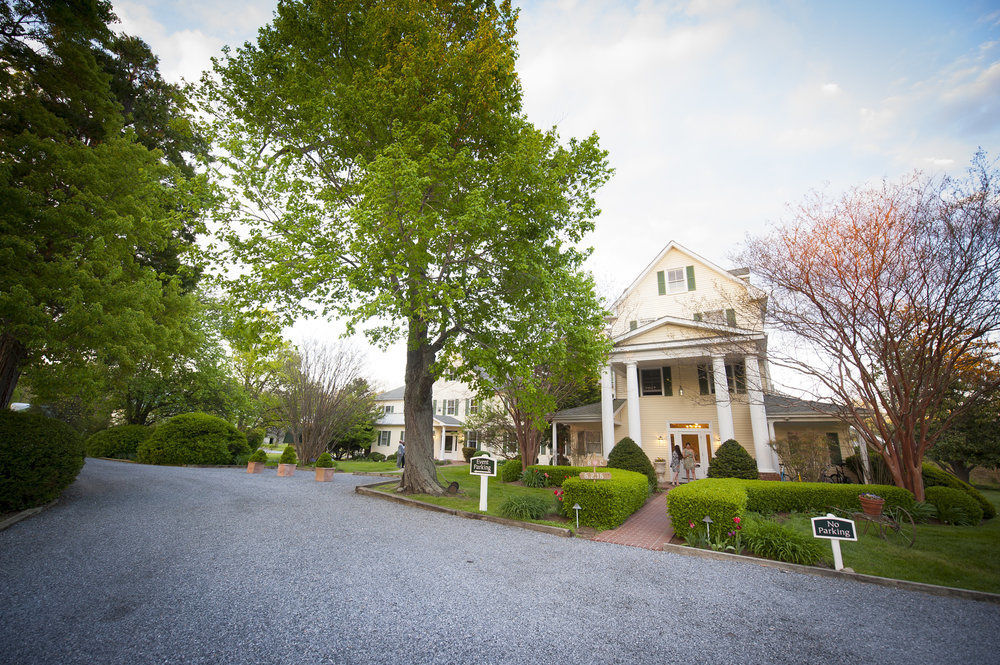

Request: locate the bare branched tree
(737, 152), (1000, 500)
(281, 341), (375, 462)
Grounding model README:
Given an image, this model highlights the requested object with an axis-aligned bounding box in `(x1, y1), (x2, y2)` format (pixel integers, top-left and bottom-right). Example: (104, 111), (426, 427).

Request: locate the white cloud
(115, 1), (225, 83)
(821, 82), (842, 96)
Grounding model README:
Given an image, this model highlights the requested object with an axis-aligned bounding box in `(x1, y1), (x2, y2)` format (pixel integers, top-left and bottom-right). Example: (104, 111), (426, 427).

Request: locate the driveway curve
(0, 459), (996, 665)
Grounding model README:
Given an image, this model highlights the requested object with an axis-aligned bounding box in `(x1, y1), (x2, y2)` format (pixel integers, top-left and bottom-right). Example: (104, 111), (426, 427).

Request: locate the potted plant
(246, 448), (267, 474)
(277, 445), (297, 477)
(314, 452), (335, 482)
(859, 491), (885, 516)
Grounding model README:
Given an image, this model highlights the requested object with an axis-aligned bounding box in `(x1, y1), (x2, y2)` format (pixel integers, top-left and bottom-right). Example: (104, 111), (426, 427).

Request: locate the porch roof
(551, 399), (625, 423)
(764, 393), (840, 419)
(375, 413), (465, 427)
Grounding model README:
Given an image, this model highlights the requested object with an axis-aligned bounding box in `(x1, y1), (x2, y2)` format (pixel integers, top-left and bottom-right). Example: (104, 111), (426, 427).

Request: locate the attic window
(667, 268), (685, 293)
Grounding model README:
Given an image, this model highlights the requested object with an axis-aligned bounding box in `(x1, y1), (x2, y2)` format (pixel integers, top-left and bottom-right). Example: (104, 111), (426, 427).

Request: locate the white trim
(612, 314), (758, 344)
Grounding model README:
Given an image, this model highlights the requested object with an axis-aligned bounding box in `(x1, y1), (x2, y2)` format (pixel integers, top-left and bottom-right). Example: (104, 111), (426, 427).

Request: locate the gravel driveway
(1, 459), (996, 665)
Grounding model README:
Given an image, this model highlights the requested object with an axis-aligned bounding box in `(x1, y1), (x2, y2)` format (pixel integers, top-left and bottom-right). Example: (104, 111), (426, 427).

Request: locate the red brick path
(592, 489), (674, 550)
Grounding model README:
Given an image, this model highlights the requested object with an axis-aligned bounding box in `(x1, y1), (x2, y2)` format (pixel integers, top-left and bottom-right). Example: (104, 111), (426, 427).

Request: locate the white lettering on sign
(469, 456), (497, 477)
(579, 472), (612, 480)
(810, 516), (858, 542)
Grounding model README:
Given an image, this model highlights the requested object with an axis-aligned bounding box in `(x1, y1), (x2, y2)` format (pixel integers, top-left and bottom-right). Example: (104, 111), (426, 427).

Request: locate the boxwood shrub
(499, 457), (523, 483)
(315, 452), (334, 468)
(0, 411), (85, 511)
(561, 468), (650, 529)
(667, 479), (748, 540)
(85, 424), (152, 460)
(526, 464), (593, 487)
(707, 439), (758, 480)
(925, 486), (982, 525)
(279, 445), (298, 465)
(136, 412), (246, 466)
(922, 463), (995, 520)
(607, 437), (658, 489)
(248, 448), (268, 464)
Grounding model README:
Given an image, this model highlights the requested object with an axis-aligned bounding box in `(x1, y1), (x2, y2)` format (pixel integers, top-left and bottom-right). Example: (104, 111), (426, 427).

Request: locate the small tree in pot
(277, 445), (297, 477)
(315, 451), (335, 482)
(246, 448), (267, 474)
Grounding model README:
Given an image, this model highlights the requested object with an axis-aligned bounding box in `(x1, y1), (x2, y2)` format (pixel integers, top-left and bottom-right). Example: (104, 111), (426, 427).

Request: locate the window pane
(640, 368), (662, 395)
(667, 268), (685, 293)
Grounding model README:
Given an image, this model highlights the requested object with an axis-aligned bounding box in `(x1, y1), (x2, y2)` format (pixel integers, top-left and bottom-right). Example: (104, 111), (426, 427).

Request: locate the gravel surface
(1, 459), (997, 665)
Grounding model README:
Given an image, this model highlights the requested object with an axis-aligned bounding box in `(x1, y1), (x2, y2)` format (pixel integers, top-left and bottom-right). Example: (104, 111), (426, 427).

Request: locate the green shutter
(663, 366), (672, 396)
(693, 312), (702, 322)
(726, 308), (736, 326)
(629, 320), (638, 330)
(686, 265), (696, 291)
(657, 270), (666, 295)
(432, 399), (437, 414)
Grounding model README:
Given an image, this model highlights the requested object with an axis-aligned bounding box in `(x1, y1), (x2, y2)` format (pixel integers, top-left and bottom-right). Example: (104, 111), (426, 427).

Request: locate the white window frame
(446, 399), (458, 415)
(383, 405), (394, 414)
(377, 430), (391, 447)
(667, 268), (685, 293)
(466, 429), (479, 449)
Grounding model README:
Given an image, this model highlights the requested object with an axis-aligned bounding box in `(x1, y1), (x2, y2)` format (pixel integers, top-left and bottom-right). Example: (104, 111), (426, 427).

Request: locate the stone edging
(0, 500), (58, 533)
(660, 542), (1000, 605)
(355, 481), (573, 538)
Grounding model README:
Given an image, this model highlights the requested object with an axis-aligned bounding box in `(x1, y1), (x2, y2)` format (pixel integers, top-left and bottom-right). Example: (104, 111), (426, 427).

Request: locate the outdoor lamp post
(572, 503), (582, 529)
(702, 515), (713, 541)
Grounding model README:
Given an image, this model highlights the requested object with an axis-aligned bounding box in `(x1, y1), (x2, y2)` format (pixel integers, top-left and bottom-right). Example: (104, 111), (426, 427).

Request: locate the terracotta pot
(315, 467), (335, 482)
(277, 463), (296, 477)
(859, 496), (884, 516)
(246, 461), (264, 474)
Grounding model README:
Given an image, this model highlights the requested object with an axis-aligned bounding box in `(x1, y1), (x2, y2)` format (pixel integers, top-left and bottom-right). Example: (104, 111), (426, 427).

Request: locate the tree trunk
(947, 463), (972, 485)
(398, 320), (445, 496)
(0, 333), (26, 409)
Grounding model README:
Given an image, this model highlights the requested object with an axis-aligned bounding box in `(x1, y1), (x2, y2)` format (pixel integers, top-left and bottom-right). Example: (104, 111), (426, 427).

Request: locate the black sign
(811, 516), (857, 541)
(470, 456), (497, 477)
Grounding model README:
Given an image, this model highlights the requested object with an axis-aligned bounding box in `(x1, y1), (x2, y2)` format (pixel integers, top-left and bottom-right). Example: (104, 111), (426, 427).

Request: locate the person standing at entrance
(397, 443), (405, 468)
(682, 442), (696, 483)
(670, 444), (682, 486)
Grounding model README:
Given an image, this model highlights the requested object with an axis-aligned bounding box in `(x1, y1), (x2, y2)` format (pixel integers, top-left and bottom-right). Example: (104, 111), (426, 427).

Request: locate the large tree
(0, 0), (208, 407)
(738, 154), (1000, 500)
(201, 0), (610, 494)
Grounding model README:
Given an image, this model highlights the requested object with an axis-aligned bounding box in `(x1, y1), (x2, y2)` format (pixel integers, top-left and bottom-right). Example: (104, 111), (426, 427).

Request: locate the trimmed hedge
(137, 412), (247, 466)
(925, 486), (983, 525)
(315, 452), (334, 468)
(0, 411), (85, 511)
(922, 463), (995, 520)
(248, 448), (268, 464)
(499, 458), (523, 483)
(85, 424), (152, 460)
(527, 464), (594, 487)
(667, 479), (915, 540)
(279, 445), (297, 465)
(461, 446), (477, 462)
(560, 468), (650, 529)
(607, 437), (658, 489)
(707, 439), (758, 480)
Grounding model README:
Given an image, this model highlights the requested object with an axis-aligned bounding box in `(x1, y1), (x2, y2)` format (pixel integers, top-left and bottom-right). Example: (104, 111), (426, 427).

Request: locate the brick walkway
(592, 488), (674, 550)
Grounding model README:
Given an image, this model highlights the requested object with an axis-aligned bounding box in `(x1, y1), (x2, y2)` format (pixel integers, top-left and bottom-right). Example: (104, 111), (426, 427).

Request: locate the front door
(671, 425), (713, 479)
(444, 434), (456, 455)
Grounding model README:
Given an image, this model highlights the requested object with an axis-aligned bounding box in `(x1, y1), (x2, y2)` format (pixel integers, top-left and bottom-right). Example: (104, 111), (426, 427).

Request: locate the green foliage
(561, 468), (650, 529)
(925, 486), (983, 525)
(520, 468), (548, 488)
(0, 411), (85, 511)
(497, 495), (554, 521)
(844, 449), (895, 486)
(908, 501), (937, 523)
(248, 448), (268, 464)
(741, 517), (826, 565)
(137, 413), (246, 466)
(922, 463), (995, 519)
(667, 479), (749, 541)
(315, 452), (334, 468)
(607, 437), (657, 489)
(278, 445), (297, 465)
(245, 428), (264, 450)
(461, 446), (478, 462)
(386, 453), (397, 461)
(527, 465), (592, 487)
(708, 439), (759, 480)
(369, 452), (386, 463)
(85, 424), (151, 460)
(499, 458), (523, 483)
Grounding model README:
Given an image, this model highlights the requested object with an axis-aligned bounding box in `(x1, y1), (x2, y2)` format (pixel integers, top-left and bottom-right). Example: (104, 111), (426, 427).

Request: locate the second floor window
(446, 399), (458, 415)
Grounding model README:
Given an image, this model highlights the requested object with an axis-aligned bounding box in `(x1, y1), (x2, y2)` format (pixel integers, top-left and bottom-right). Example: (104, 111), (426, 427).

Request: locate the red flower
(733, 516), (741, 524)
(689, 522), (695, 529)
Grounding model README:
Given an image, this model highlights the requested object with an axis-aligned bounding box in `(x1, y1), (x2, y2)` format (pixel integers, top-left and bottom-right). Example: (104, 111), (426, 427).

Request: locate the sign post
(579, 454), (612, 481)
(469, 454), (497, 512)
(811, 513), (857, 571)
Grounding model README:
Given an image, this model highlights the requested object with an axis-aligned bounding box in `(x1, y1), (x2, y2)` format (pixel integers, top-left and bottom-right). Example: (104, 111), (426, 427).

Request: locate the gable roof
(764, 393), (841, 418)
(376, 386), (405, 401)
(610, 240), (755, 311)
(612, 314), (758, 344)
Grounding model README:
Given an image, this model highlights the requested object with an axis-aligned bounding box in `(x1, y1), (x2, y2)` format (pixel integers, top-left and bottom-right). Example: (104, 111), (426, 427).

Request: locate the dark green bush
(844, 449), (895, 485)
(499, 457), (522, 483)
(742, 517), (826, 565)
(497, 495), (553, 520)
(923, 463), (995, 519)
(462, 446), (477, 462)
(279, 445), (297, 465)
(667, 479), (748, 540)
(707, 439), (759, 480)
(85, 424), (151, 460)
(137, 413), (246, 465)
(0, 411), (85, 511)
(527, 464), (592, 486)
(520, 468), (547, 488)
(386, 453), (397, 461)
(607, 437), (657, 489)
(248, 448), (268, 464)
(370, 452), (386, 462)
(315, 452), (334, 468)
(925, 486), (982, 525)
(908, 501), (936, 523)
(245, 428), (264, 450)
(561, 468), (650, 529)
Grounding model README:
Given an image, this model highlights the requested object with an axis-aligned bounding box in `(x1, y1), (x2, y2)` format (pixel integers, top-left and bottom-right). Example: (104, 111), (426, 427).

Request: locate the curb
(0, 500), (58, 533)
(355, 481), (573, 538)
(660, 542), (1000, 605)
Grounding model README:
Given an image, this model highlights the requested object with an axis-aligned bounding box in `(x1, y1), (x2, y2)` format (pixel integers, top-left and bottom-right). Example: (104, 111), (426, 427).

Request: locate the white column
(625, 361), (642, 447)
(600, 365), (615, 458)
(712, 355), (735, 442)
(744, 354), (775, 473)
(551, 419), (558, 464)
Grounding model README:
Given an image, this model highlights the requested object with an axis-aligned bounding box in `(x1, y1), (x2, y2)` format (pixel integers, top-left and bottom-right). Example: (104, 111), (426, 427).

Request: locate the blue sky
(115, 0), (1000, 389)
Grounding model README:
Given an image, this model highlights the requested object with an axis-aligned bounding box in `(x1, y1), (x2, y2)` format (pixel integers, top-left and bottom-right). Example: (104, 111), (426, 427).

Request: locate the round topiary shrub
(279, 445), (298, 465)
(248, 448), (268, 464)
(462, 446), (477, 462)
(607, 437), (657, 489)
(0, 411), (85, 511)
(370, 452), (386, 462)
(925, 486), (983, 525)
(85, 424), (152, 460)
(136, 413), (245, 466)
(707, 439), (759, 480)
(923, 463), (995, 520)
(500, 457), (523, 482)
(315, 452), (334, 468)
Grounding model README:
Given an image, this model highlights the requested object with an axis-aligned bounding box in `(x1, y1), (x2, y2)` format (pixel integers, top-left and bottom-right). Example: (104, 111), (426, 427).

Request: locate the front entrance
(669, 423), (712, 480)
(444, 434), (456, 454)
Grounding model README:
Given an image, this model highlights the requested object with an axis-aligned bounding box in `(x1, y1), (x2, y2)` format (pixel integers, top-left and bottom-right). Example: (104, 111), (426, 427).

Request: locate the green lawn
(780, 490), (1000, 593)
(372, 465), (571, 531)
(263, 454), (399, 473)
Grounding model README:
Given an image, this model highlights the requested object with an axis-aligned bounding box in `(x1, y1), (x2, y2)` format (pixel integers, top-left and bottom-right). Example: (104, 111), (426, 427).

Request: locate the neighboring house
(550, 241), (852, 479)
